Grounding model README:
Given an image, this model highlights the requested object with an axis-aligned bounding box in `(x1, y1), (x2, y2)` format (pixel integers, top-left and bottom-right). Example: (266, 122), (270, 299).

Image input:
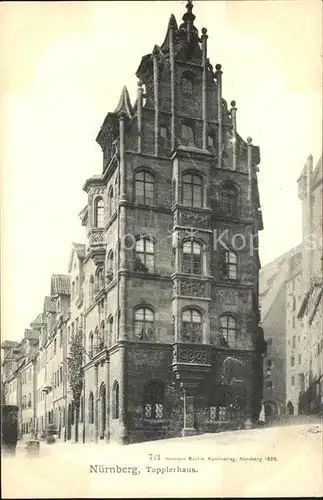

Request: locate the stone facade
(260, 155), (322, 419)
(1, 3), (266, 444)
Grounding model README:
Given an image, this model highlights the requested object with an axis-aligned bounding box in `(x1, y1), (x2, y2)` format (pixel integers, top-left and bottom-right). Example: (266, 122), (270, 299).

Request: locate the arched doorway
(264, 401), (278, 421)
(287, 401), (294, 416)
(67, 403), (72, 440)
(100, 383), (106, 439)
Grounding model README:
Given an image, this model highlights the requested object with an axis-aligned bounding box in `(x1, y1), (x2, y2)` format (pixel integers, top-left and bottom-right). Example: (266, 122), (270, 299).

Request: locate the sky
(0, 1), (322, 342)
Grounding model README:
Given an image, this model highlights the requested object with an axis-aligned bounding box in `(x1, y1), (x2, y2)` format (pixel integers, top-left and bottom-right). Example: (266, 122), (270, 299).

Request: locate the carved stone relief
(180, 210), (209, 229)
(180, 279), (205, 297)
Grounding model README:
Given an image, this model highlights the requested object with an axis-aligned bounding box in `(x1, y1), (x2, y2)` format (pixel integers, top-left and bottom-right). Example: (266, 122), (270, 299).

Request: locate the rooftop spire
(182, 0), (195, 24)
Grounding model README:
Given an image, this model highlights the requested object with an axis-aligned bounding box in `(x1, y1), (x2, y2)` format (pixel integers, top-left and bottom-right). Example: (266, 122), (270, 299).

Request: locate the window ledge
(142, 418), (169, 425)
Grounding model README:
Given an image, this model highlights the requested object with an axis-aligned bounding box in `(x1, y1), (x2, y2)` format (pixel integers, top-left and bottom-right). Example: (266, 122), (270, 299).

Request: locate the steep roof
(43, 296), (57, 314)
(50, 274), (70, 296)
(68, 242), (86, 273)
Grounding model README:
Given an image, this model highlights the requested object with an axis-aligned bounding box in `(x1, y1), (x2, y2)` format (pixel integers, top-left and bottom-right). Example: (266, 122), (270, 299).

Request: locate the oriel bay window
(134, 237), (155, 273)
(143, 380), (164, 419)
(182, 309), (202, 343)
(220, 314), (238, 347)
(182, 173), (203, 207)
(134, 307), (155, 341)
(182, 240), (202, 274)
(135, 170), (154, 205)
(220, 250), (238, 280)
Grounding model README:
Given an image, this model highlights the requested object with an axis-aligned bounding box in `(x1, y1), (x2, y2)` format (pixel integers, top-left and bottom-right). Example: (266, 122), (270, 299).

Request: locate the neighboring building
(260, 155), (322, 418)
(297, 155), (323, 415)
(1, 2), (266, 444)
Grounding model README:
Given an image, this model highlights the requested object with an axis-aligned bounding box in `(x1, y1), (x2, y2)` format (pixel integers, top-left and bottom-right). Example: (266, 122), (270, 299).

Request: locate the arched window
(219, 184), (238, 216)
(96, 267), (104, 291)
(143, 380), (164, 419)
(182, 173), (203, 207)
(135, 171), (154, 205)
(108, 250), (114, 278)
(134, 307), (155, 341)
(94, 198), (104, 228)
(220, 250), (238, 280)
(88, 392), (94, 424)
(28, 393), (32, 408)
(75, 276), (79, 298)
(134, 237), (155, 273)
(89, 275), (94, 302)
(108, 316), (114, 345)
(108, 187), (114, 216)
(182, 240), (202, 274)
(182, 309), (202, 343)
(89, 332), (94, 358)
(180, 123), (194, 146)
(220, 314), (237, 347)
(181, 75), (193, 96)
(112, 381), (119, 419)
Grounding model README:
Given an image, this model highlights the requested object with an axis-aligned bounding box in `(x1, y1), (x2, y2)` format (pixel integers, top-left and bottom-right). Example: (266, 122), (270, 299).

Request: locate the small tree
(68, 327), (84, 443)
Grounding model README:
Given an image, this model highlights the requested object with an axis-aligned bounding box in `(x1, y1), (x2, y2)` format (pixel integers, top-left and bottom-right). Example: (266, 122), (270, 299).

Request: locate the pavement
(2, 419), (322, 498)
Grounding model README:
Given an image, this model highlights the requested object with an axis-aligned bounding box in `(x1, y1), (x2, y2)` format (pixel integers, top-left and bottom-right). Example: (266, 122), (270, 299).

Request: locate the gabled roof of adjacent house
(67, 242), (86, 273)
(50, 274), (70, 296)
(43, 296), (57, 314)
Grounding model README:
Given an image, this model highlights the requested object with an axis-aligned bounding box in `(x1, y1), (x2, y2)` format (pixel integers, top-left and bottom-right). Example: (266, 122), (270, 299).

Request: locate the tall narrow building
(79, 1), (265, 444)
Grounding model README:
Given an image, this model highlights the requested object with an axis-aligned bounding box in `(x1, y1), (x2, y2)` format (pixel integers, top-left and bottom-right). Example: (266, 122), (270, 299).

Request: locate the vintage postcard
(1, 0), (322, 498)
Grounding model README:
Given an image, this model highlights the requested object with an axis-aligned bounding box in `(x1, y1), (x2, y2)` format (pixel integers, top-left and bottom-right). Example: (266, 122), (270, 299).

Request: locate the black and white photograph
(1, 0), (322, 498)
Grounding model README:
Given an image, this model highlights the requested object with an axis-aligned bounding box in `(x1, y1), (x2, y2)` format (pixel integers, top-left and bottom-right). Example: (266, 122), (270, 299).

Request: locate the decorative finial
(202, 27), (207, 35)
(182, 0), (196, 23)
(247, 136), (252, 144)
(231, 100), (236, 107)
(215, 63), (222, 71)
(137, 80), (143, 88)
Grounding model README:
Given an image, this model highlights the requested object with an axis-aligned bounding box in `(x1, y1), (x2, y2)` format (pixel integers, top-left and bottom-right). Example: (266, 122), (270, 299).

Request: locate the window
(180, 124), (194, 146)
(292, 296), (296, 311)
(266, 381), (273, 390)
(181, 76), (193, 96)
(291, 356), (295, 367)
(266, 359), (273, 370)
(88, 392), (94, 424)
(28, 393), (31, 408)
(220, 314), (237, 347)
(182, 173), (203, 207)
(292, 317), (295, 328)
(54, 338), (57, 354)
(94, 198), (104, 228)
(298, 354), (302, 365)
(135, 171), (154, 205)
(182, 240), (202, 274)
(209, 406), (227, 421)
(160, 126), (167, 139)
(89, 276), (94, 303)
(112, 381), (119, 419)
(108, 250), (114, 278)
(207, 134), (215, 148)
(134, 308), (155, 341)
(96, 267), (104, 292)
(108, 187), (114, 216)
(60, 366), (63, 383)
(182, 309), (202, 343)
(143, 380), (164, 419)
(108, 317), (114, 345)
(292, 336), (296, 349)
(89, 332), (94, 358)
(75, 276), (79, 297)
(291, 376), (295, 386)
(135, 237), (155, 273)
(220, 250), (238, 280)
(219, 184), (238, 216)
(59, 330), (63, 348)
(267, 338), (273, 346)
(72, 281), (75, 299)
